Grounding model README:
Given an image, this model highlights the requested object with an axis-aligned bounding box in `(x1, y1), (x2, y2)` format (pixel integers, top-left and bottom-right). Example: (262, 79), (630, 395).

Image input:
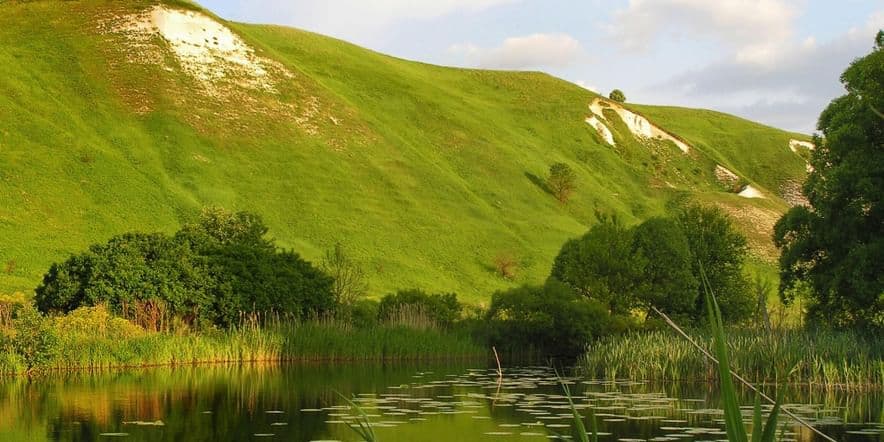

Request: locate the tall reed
(581, 328), (882, 389)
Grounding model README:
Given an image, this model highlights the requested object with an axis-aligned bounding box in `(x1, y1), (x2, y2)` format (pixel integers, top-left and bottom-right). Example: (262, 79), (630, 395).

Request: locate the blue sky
(202, 0), (882, 133)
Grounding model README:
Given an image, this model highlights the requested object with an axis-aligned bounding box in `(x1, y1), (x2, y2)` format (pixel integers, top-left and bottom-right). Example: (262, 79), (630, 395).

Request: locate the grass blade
(701, 265), (748, 442)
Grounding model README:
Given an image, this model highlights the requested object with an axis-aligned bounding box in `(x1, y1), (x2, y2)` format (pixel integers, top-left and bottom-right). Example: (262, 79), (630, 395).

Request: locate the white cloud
(573, 80), (598, 92)
(650, 10), (884, 132)
(449, 33), (584, 69)
(609, 0), (798, 64)
(234, 0), (518, 41)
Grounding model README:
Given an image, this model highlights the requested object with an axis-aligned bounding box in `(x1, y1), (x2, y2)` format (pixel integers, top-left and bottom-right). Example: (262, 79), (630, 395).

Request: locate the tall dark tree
(676, 204), (753, 322)
(774, 35), (884, 330)
(631, 217), (698, 318)
(549, 217), (644, 314)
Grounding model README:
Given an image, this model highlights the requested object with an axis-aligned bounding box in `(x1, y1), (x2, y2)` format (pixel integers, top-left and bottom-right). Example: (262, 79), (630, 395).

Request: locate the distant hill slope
(0, 0), (813, 300)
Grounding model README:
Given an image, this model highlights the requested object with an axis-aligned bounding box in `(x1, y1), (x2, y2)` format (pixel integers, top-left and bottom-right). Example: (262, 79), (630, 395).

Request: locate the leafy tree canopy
(774, 36), (883, 330)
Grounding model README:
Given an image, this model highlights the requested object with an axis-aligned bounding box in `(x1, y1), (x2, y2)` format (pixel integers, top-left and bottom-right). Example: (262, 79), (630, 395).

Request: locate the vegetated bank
(581, 329), (883, 389)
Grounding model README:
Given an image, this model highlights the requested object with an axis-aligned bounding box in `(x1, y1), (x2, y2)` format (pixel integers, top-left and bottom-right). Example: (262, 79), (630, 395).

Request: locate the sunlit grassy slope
(0, 0), (811, 301)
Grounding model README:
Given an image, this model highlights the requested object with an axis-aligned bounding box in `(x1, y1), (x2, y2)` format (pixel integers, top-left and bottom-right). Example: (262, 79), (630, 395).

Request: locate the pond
(0, 363), (879, 441)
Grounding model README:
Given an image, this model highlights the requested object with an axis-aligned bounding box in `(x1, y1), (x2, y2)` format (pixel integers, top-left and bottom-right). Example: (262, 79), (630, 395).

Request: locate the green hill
(0, 0), (812, 301)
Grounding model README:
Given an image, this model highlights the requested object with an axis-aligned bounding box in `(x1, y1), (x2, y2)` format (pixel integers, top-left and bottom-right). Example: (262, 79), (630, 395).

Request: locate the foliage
(486, 281), (622, 357)
(377, 290), (462, 328)
(52, 305), (144, 340)
(773, 36), (883, 331)
(550, 217), (642, 314)
(676, 204), (753, 322)
(35, 210), (334, 328)
(6, 305), (59, 372)
(609, 89), (626, 102)
(492, 252), (518, 280)
(322, 243), (368, 308)
(631, 217), (697, 318)
(205, 246), (335, 326)
(34, 232), (214, 324)
(547, 162), (577, 203)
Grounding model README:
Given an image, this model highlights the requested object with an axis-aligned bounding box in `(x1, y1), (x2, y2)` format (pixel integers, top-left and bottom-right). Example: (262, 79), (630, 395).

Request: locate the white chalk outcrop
(586, 98), (690, 153)
(738, 185), (765, 199)
(105, 6), (289, 92)
(789, 139), (815, 152)
(586, 115), (615, 146)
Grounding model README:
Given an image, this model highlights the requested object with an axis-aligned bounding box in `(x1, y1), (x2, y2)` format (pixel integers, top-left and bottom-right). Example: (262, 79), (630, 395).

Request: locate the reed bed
(581, 328), (882, 389)
(0, 312), (484, 375)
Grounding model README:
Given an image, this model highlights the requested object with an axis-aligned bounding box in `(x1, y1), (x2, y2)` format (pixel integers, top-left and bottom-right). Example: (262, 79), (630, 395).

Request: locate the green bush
(377, 289), (462, 328)
(208, 246), (334, 326)
(8, 305), (59, 371)
(550, 217), (642, 314)
(486, 281), (623, 357)
(34, 209), (335, 328)
(631, 217), (697, 319)
(34, 232), (214, 323)
(675, 204), (753, 322)
(609, 89), (626, 103)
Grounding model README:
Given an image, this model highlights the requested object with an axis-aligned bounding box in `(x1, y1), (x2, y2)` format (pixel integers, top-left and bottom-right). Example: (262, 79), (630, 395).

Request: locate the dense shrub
(609, 89), (626, 102)
(486, 281), (623, 357)
(34, 233), (214, 323)
(631, 217), (697, 319)
(550, 208), (751, 324)
(35, 209), (334, 328)
(550, 217), (642, 314)
(675, 204), (753, 322)
(208, 246), (334, 326)
(377, 290), (462, 328)
(7, 305), (59, 371)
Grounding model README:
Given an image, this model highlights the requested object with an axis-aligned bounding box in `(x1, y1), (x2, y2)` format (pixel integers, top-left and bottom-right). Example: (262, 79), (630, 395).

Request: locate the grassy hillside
(0, 0), (811, 301)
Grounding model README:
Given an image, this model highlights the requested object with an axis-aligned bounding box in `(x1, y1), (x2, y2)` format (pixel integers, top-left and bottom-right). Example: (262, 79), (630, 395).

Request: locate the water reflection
(0, 364), (879, 441)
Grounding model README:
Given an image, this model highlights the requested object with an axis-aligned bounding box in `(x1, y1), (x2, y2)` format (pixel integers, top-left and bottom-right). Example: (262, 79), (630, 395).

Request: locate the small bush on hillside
(609, 89), (626, 103)
(486, 281), (624, 357)
(377, 290), (462, 328)
(493, 252), (518, 279)
(547, 162), (577, 203)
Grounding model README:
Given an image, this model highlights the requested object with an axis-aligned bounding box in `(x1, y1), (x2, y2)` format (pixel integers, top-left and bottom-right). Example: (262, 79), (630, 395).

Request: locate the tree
(34, 233), (214, 325)
(547, 162), (577, 203)
(549, 217), (644, 314)
(322, 243), (368, 308)
(774, 36), (883, 330)
(486, 281), (617, 357)
(35, 209), (336, 328)
(631, 217), (698, 318)
(609, 89), (626, 103)
(676, 204), (753, 322)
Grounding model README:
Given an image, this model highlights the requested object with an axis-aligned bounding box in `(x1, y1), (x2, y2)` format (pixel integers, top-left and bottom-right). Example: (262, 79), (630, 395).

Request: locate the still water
(0, 363), (879, 441)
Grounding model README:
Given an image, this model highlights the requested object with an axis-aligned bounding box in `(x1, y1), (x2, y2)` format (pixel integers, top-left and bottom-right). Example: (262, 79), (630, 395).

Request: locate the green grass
(0, 0), (810, 300)
(581, 328), (883, 389)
